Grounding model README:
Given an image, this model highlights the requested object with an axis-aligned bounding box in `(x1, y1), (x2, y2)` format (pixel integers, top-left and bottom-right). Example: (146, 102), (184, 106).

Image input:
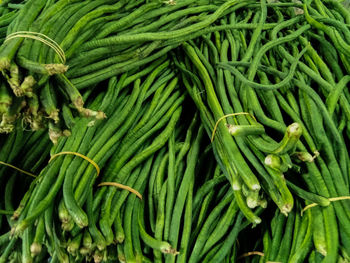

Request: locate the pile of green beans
(1, 0), (350, 262)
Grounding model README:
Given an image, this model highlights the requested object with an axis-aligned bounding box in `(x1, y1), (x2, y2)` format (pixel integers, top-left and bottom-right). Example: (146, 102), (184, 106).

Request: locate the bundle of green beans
(138, 120), (258, 263)
(0, 0), (258, 136)
(0, 60), (185, 262)
(173, 0), (350, 259)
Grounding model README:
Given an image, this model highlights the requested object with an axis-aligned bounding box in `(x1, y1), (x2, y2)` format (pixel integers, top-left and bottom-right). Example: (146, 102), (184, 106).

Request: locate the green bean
(188, 192), (233, 263)
(316, 16), (350, 44)
(163, 131), (176, 243)
(163, 21), (278, 48)
(30, 215), (45, 257)
(218, 45), (307, 91)
(241, 0), (267, 65)
(61, 124), (94, 228)
(205, 213), (243, 263)
(67, 232), (82, 257)
(83, 1), (251, 50)
(138, 201), (177, 256)
(52, 222), (69, 263)
(256, 71), (285, 123)
(289, 210), (313, 263)
(154, 180), (167, 263)
(114, 211), (125, 244)
(326, 75), (350, 116)
(25, 2), (77, 63)
(268, 211), (286, 261)
(193, 175), (225, 209)
(276, 210), (295, 262)
(123, 193), (138, 263)
(175, 167), (193, 263)
(0, 11), (16, 27)
(174, 114), (197, 172)
(42, 1), (114, 63)
(287, 181), (330, 207)
(193, 191), (214, 236)
(22, 227), (34, 263)
(245, 139), (292, 213)
(200, 200), (238, 257)
(167, 126), (204, 263)
(79, 230), (92, 256)
(0, 231), (10, 248)
(147, 148), (166, 233)
(0, 238), (16, 263)
(4, 174), (15, 226)
(86, 185), (106, 251)
(262, 228), (271, 261)
(311, 207), (327, 257)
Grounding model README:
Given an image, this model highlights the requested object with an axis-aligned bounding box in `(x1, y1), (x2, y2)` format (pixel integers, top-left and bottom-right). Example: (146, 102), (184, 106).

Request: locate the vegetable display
(0, 0), (350, 262)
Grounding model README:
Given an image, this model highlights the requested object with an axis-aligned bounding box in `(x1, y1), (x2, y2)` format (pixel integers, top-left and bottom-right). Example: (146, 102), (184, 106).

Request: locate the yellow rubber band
(98, 182), (143, 200)
(238, 251), (264, 259)
(5, 31), (66, 64)
(301, 196), (350, 215)
(0, 161), (36, 178)
(211, 112), (257, 142)
(49, 151), (100, 176)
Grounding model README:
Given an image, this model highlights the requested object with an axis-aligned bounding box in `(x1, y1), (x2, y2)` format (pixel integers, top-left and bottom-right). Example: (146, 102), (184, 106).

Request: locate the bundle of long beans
(0, 61), (185, 262)
(174, 0), (350, 260)
(1, 0), (350, 262)
(0, 0), (259, 136)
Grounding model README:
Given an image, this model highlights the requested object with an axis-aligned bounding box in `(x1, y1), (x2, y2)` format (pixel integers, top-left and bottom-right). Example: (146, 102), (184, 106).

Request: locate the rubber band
(49, 151), (100, 176)
(238, 251), (264, 259)
(98, 182), (143, 200)
(301, 196), (350, 215)
(0, 160), (36, 178)
(5, 31), (66, 64)
(211, 112), (257, 142)
(5, 31), (65, 63)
